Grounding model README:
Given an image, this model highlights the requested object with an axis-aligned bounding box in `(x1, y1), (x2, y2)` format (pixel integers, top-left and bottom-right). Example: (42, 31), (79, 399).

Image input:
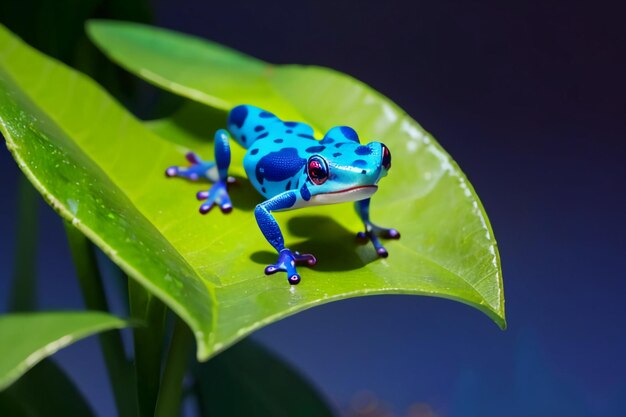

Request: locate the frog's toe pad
(165, 165), (200, 180)
(185, 152), (201, 164)
(356, 231), (369, 243)
(293, 251), (317, 266)
(383, 228), (401, 239)
(199, 201), (232, 215)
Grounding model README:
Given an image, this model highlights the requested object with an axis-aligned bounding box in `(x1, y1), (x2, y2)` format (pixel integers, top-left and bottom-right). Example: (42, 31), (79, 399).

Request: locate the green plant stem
(129, 279), (167, 417)
(8, 176), (39, 312)
(154, 317), (193, 417)
(64, 222), (135, 417)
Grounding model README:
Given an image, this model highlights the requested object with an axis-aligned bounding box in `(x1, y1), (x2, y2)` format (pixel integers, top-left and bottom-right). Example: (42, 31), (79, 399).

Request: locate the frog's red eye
(307, 156), (329, 185)
(381, 144), (391, 170)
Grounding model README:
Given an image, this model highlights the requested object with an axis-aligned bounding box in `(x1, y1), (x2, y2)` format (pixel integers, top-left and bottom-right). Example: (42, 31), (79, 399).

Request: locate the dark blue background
(1, 1), (625, 416)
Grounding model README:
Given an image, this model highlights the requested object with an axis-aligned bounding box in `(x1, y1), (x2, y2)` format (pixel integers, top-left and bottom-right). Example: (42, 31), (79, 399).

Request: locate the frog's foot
(165, 152), (215, 181)
(196, 180), (233, 214)
(264, 249), (317, 285)
(356, 225), (401, 258)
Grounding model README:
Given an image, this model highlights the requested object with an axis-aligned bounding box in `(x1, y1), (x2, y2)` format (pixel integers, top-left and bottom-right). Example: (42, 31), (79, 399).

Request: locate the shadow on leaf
(228, 176), (262, 212)
(250, 215), (378, 272)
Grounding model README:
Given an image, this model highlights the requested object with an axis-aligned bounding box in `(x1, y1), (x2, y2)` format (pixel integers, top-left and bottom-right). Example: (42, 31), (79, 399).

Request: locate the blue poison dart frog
(165, 105), (400, 285)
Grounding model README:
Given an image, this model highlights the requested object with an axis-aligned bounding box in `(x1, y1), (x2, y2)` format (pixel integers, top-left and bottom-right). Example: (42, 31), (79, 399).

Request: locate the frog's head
(300, 141), (392, 206)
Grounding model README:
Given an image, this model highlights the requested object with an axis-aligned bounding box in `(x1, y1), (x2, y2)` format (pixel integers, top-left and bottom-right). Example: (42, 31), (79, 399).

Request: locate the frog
(165, 105), (400, 285)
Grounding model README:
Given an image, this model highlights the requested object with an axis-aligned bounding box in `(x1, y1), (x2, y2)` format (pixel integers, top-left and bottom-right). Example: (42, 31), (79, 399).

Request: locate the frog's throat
(310, 185), (378, 206)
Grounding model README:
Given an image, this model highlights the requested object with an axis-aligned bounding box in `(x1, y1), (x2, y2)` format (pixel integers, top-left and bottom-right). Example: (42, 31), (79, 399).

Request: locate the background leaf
(193, 338), (335, 417)
(0, 23), (503, 362)
(0, 312), (126, 390)
(0, 359), (95, 417)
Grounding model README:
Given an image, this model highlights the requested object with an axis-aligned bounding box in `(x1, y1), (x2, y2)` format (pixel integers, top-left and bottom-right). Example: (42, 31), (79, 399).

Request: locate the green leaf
(0, 25), (216, 359)
(194, 338), (335, 417)
(0, 359), (95, 417)
(89, 21), (505, 328)
(0, 312), (126, 391)
(0, 23), (503, 363)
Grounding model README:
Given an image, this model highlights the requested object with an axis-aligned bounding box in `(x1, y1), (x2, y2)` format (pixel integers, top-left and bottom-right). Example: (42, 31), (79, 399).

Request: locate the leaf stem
(64, 222), (136, 417)
(154, 317), (193, 417)
(8, 176), (39, 312)
(129, 279), (167, 417)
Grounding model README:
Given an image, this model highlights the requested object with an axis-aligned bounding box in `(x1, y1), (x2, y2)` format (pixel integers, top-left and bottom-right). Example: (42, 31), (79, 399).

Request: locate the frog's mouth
(311, 185), (378, 205)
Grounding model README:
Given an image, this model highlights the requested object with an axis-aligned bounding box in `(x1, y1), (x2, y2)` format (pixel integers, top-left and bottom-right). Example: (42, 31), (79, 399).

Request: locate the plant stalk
(64, 222), (136, 417)
(8, 176), (39, 312)
(129, 279), (167, 417)
(154, 317), (193, 417)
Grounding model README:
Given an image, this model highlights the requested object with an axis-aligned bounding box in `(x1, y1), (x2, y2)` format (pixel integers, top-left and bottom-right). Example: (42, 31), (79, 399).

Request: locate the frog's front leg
(254, 192), (317, 285)
(165, 129), (233, 214)
(355, 198), (401, 257)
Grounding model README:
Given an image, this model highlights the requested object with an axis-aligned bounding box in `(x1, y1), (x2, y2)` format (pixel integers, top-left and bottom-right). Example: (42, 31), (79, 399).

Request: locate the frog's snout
(363, 141), (392, 184)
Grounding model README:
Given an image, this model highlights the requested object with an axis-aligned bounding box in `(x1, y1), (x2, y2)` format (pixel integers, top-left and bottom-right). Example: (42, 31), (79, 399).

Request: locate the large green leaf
(89, 22), (505, 326)
(0, 312), (126, 391)
(0, 24), (503, 362)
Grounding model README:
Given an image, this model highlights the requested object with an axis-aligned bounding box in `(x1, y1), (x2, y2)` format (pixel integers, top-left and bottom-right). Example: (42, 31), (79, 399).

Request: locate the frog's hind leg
(355, 198), (400, 257)
(165, 129), (234, 214)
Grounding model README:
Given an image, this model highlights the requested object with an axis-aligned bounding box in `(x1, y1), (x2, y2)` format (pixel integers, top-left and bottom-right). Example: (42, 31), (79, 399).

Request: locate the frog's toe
(293, 251), (317, 266)
(220, 201), (233, 214)
(356, 231), (369, 243)
(197, 180), (232, 215)
(288, 274), (301, 285)
(165, 165), (202, 181)
(372, 226), (401, 239)
(382, 228), (401, 239)
(199, 201), (232, 215)
(185, 152), (202, 164)
(199, 202), (215, 214)
(265, 265), (278, 275)
(376, 247), (389, 258)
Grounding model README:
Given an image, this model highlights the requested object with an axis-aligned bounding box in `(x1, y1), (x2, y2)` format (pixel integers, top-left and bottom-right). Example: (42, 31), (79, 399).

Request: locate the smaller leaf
(194, 338), (335, 417)
(0, 359), (94, 417)
(0, 312), (126, 391)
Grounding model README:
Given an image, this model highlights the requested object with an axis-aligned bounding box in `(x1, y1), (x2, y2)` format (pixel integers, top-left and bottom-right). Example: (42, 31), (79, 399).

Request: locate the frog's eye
(381, 144), (392, 170)
(307, 156), (329, 185)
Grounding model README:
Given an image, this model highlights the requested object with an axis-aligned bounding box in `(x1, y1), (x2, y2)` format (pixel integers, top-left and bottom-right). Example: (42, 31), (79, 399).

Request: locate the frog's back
(226, 105), (314, 149)
(227, 105), (317, 198)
